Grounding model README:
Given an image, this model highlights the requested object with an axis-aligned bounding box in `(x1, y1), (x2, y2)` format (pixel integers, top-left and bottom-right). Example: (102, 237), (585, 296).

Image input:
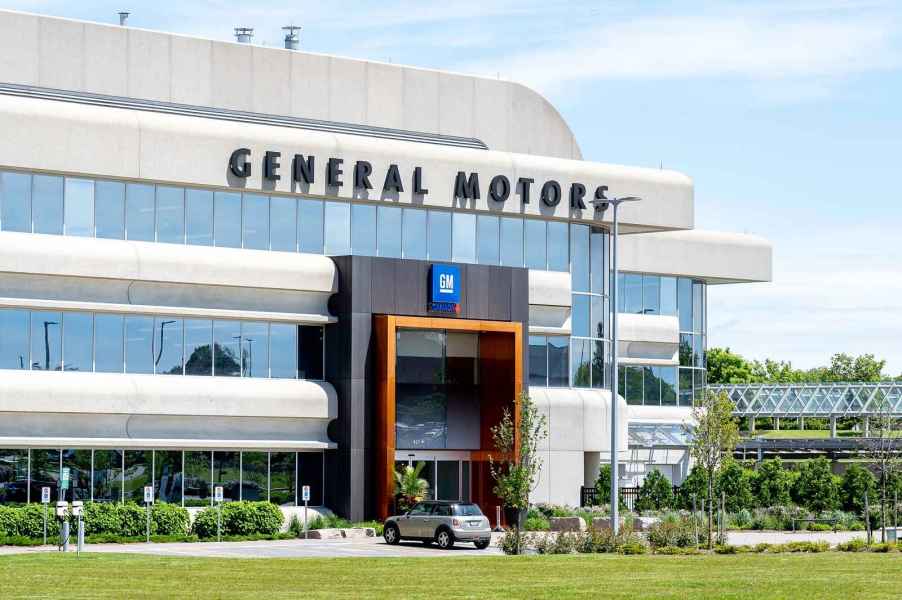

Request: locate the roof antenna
(118, 11), (129, 26)
(282, 25), (301, 50)
(234, 27), (254, 44)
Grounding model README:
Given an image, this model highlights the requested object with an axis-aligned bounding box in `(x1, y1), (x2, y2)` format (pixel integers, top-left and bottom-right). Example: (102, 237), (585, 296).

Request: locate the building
(0, 10), (771, 520)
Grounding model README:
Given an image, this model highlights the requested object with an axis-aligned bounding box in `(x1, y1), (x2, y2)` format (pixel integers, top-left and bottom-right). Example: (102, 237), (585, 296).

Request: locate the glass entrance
(394, 453), (471, 502)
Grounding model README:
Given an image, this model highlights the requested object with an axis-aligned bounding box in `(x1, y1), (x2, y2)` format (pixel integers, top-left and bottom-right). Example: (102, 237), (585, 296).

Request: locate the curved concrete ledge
(628, 405), (695, 425)
(528, 270), (571, 307)
(618, 313), (679, 364)
(619, 229), (772, 283)
(0, 370), (337, 419)
(530, 387), (629, 453)
(0, 231), (337, 293)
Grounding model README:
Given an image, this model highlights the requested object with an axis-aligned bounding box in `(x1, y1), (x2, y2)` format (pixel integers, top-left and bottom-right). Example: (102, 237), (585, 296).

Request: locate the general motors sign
(429, 264), (461, 313)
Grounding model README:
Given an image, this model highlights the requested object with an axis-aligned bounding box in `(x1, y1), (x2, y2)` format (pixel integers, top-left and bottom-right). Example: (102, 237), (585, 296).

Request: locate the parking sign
(41, 486), (51, 504)
(302, 485), (311, 502)
(144, 486), (154, 504)
(214, 486), (224, 502)
(61, 467), (70, 489)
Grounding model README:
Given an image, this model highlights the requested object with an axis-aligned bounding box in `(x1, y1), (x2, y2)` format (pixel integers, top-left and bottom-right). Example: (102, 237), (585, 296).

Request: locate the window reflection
(126, 183), (155, 242)
(351, 203), (376, 256)
(269, 323), (297, 379)
(270, 196), (297, 252)
(156, 186), (185, 244)
(154, 450), (182, 504)
(30, 448), (59, 504)
(124, 449), (151, 503)
(32, 175), (63, 235)
(64, 178), (94, 237)
(547, 221), (568, 271)
(242, 193), (269, 250)
(528, 335), (547, 386)
(154, 317), (184, 375)
(125, 316), (154, 374)
(427, 210), (452, 261)
(0, 309), (29, 370)
(1, 171), (31, 232)
(570, 224), (589, 292)
(324, 201), (350, 255)
(93, 449), (122, 503)
(213, 451), (240, 502)
(241, 452), (268, 501)
(270, 452), (296, 506)
(660, 276), (677, 316)
(524, 219), (546, 269)
(298, 199), (324, 254)
(95, 181), (125, 240)
(378, 206), (402, 258)
(63, 312), (93, 372)
(30, 310), (61, 371)
(570, 338), (591, 387)
(213, 320), (241, 377)
(184, 451), (211, 507)
(402, 208), (427, 260)
(62, 449), (91, 502)
(184, 319), (213, 376)
(94, 314), (123, 373)
(214, 191), (241, 248)
(239, 321), (269, 378)
(476, 215), (499, 265)
(548, 337), (569, 387)
(451, 212), (476, 264)
(500, 217), (523, 267)
(185, 189), (213, 246)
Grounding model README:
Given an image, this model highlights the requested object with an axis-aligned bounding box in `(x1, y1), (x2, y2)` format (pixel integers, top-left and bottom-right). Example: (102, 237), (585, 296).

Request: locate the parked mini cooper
(383, 501), (492, 550)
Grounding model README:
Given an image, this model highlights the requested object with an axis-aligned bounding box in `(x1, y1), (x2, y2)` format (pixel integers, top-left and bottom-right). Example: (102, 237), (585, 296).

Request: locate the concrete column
(774, 417), (780, 431)
(830, 417), (837, 438)
(749, 417), (756, 434)
(800, 416), (805, 430)
(757, 446), (763, 463)
(863, 417), (870, 437)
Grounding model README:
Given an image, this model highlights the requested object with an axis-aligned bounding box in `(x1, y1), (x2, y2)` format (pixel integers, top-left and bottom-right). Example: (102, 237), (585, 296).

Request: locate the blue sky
(9, 1), (902, 373)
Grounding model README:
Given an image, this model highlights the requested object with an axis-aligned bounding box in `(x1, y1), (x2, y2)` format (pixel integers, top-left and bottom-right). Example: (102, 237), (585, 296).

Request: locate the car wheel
(383, 524), (400, 545)
(436, 528), (454, 550)
(474, 540), (490, 550)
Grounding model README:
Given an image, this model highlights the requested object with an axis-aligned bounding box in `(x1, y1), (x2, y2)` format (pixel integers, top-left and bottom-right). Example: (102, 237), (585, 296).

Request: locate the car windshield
(453, 503), (483, 516)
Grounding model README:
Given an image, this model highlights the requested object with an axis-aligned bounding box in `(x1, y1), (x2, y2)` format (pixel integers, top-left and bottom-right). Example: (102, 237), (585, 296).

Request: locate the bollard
(61, 520), (70, 552)
(77, 514), (84, 554)
(494, 506), (503, 532)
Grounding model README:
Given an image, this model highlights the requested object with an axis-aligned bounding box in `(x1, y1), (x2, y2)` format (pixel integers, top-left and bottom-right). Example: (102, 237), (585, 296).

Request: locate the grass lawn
(1, 552), (901, 599)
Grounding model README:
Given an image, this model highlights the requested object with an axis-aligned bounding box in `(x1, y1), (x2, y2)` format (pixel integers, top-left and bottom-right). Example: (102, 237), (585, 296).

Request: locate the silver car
(383, 501), (492, 550)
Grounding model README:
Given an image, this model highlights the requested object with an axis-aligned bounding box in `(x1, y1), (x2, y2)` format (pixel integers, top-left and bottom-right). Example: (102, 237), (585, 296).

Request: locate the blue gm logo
(429, 264), (461, 313)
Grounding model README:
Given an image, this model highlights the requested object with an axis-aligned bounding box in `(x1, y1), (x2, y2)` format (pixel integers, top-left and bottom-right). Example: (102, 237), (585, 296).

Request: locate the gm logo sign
(429, 264), (461, 311)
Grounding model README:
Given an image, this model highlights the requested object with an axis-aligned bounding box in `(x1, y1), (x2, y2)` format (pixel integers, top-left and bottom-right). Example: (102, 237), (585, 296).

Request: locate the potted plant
(393, 461), (430, 513)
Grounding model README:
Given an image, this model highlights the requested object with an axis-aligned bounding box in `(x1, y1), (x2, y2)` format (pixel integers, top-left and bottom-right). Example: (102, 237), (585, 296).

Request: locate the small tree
(864, 398), (901, 541)
(686, 390), (740, 548)
(753, 458), (793, 507)
(595, 463), (612, 505)
(393, 461), (429, 513)
(635, 470), (674, 512)
(840, 463), (877, 514)
(716, 461), (755, 512)
(489, 392), (547, 554)
(792, 458), (839, 513)
(677, 465), (709, 510)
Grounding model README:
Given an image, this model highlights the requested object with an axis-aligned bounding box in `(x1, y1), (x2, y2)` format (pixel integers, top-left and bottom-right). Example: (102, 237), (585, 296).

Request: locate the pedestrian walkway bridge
(709, 383), (902, 418)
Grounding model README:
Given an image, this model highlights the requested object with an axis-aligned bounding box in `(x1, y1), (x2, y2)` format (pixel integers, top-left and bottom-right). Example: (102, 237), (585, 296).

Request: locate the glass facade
(0, 449), (324, 506)
(570, 225), (609, 389)
(0, 308), (323, 380)
(0, 170), (572, 271)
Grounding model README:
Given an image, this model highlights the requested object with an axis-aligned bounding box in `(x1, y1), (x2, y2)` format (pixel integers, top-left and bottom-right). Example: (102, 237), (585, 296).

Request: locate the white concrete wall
(618, 313), (679, 365)
(0, 9), (581, 160)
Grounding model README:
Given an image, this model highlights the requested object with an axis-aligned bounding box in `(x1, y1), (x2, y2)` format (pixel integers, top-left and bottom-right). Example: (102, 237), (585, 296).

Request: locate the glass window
(0, 309), (29, 370)
(693, 282), (705, 334)
(124, 315), (154, 374)
(270, 196), (297, 252)
(155, 186), (185, 244)
(679, 333), (693, 367)
(571, 295), (590, 338)
(0, 171), (31, 232)
(32, 175), (63, 235)
(378, 206), (403, 258)
(678, 277), (693, 332)
(547, 221), (568, 271)
(185, 189), (213, 246)
(590, 296), (605, 339)
(350, 203), (377, 256)
(125, 183), (155, 241)
(645, 367), (662, 406)
(591, 340), (606, 389)
(241, 451), (268, 502)
(476, 215), (499, 265)
(643, 275), (660, 315)
(64, 178), (94, 237)
(63, 312), (93, 373)
(524, 219), (546, 269)
(30, 448), (60, 504)
(437, 460), (460, 501)
(154, 317), (184, 375)
(660, 276), (677, 317)
(123, 450), (151, 503)
(616, 273), (625, 313)
(298, 199), (324, 254)
(242, 193), (269, 250)
(297, 452), (323, 505)
(240, 321), (269, 378)
(427, 210), (452, 261)
(214, 191), (241, 248)
(402, 208), (427, 260)
(153, 450), (182, 505)
(92, 449), (122, 503)
(624, 274), (643, 314)
(95, 181), (125, 240)
(184, 319), (213, 376)
(270, 323), (297, 379)
(269, 451), (296, 506)
(62, 449), (91, 502)
(30, 310), (62, 371)
(570, 338), (591, 388)
(528, 335), (547, 386)
(184, 451), (211, 507)
(298, 325), (324, 380)
(693, 334), (705, 368)
(94, 314), (123, 373)
(0, 449), (29, 504)
(213, 320), (241, 377)
(451, 212), (476, 264)
(590, 229), (607, 294)
(213, 451), (240, 502)
(694, 368), (706, 402)
(324, 201), (351, 255)
(548, 337), (569, 387)
(626, 366), (644, 405)
(499, 217), (524, 267)
(570, 224), (590, 292)
(679, 368), (693, 406)
(661, 367), (677, 406)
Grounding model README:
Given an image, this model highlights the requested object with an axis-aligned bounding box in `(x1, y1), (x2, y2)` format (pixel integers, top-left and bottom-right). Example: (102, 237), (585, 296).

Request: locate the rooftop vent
(282, 25), (301, 50)
(234, 27), (254, 44)
(118, 11), (129, 26)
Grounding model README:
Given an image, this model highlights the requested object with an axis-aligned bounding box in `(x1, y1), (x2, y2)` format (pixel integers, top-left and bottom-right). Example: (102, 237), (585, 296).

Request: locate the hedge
(0, 502), (188, 539)
(191, 501), (283, 539)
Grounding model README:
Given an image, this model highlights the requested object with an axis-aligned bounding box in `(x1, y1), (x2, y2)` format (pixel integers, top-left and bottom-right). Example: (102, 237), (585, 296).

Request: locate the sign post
(302, 485), (311, 540)
(144, 486), (154, 543)
(214, 486), (224, 542)
(60, 467), (70, 502)
(41, 486), (50, 545)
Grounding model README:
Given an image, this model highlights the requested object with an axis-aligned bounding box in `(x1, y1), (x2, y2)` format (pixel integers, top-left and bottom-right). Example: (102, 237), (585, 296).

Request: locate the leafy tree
(393, 461), (429, 513)
(677, 465), (709, 510)
(792, 458), (840, 512)
(687, 390), (740, 548)
(594, 464), (611, 504)
(753, 458), (793, 507)
(706, 348), (758, 384)
(824, 353), (885, 382)
(864, 397), (902, 541)
(715, 461), (755, 512)
(635, 470), (674, 512)
(840, 463), (877, 513)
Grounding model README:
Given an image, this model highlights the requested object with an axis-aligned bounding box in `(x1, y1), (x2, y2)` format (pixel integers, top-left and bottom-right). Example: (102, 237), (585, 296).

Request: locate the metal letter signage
(429, 264), (461, 314)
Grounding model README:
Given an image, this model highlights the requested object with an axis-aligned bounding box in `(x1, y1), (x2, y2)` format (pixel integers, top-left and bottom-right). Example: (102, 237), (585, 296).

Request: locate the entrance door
(394, 453), (471, 503)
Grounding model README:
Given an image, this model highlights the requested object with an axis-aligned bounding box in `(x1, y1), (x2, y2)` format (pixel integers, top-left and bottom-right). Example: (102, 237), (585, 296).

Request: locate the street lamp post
(593, 195), (641, 534)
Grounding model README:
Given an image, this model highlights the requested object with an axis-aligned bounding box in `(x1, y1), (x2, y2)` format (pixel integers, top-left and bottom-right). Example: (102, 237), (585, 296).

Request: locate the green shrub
(0, 535), (44, 546)
(13, 504), (60, 538)
(647, 513), (707, 548)
(792, 458), (840, 512)
(620, 541), (647, 555)
(524, 514), (550, 531)
(677, 466), (709, 510)
(307, 513), (351, 530)
(716, 461), (755, 512)
(714, 544), (737, 554)
(152, 503), (190, 536)
(534, 532), (576, 554)
(191, 502), (282, 539)
(840, 464), (877, 513)
(728, 509), (753, 529)
(837, 538), (867, 552)
(574, 527), (646, 554)
(635, 470), (674, 513)
(497, 529), (529, 555)
(752, 459), (793, 507)
(0, 506), (19, 536)
(868, 542), (897, 553)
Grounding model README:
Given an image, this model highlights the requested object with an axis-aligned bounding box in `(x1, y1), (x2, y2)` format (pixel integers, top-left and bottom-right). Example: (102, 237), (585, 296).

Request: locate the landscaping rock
(307, 528), (343, 540)
(549, 516), (586, 532)
(633, 517), (659, 532)
(590, 517), (621, 531)
(342, 528), (375, 538)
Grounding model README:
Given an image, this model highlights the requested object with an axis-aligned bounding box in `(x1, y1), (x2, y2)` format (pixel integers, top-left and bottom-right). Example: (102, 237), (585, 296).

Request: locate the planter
(504, 507), (527, 529)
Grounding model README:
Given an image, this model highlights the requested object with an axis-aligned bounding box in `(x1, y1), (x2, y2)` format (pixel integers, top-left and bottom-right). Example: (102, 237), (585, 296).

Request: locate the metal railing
(580, 485), (681, 510)
(709, 383), (902, 418)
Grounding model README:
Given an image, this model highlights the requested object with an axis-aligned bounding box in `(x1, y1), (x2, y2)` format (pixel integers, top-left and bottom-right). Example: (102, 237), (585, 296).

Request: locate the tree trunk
(881, 472), (887, 544)
(707, 473), (714, 550)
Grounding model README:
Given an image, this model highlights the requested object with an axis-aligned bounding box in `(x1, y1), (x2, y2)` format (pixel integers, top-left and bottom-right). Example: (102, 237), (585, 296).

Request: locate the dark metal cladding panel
(487, 266), (512, 321)
(349, 312), (372, 381)
(510, 267), (530, 325)
(394, 260), (422, 316)
(371, 258), (396, 314)
(350, 256), (372, 314)
(464, 265), (490, 320)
